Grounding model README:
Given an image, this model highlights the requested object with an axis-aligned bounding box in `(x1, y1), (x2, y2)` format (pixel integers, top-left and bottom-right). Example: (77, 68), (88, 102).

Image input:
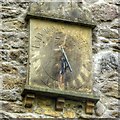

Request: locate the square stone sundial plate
(27, 17), (93, 94)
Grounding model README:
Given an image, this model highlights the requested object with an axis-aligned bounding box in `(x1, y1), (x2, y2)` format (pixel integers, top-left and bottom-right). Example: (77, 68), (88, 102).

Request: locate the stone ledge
(22, 85), (99, 103)
(25, 13), (96, 29)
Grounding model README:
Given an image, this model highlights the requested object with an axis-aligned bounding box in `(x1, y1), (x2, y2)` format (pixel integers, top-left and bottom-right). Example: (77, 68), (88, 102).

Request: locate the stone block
(95, 101), (106, 116)
(90, 3), (118, 22)
(28, 2), (92, 24)
(2, 63), (18, 74)
(24, 94), (35, 108)
(111, 18), (120, 28)
(85, 101), (95, 114)
(63, 110), (76, 118)
(0, 90), (22, 101)
(97, 28), (119, 39)
(1, 101), (26, 113)
(55, 98), (65, 111)
(3, 74), (25, 90)
(101, 81), (118, 98)
(44, 110), (61, 117)
(95, 52), (118, 74)
(2, 20), (24, 31)
(1, 50), (9, 61)
(9, 50), (20, 60)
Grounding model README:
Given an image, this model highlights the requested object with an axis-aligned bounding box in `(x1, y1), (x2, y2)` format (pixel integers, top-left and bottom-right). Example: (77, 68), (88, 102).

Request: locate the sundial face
(29, 18), (93, 93)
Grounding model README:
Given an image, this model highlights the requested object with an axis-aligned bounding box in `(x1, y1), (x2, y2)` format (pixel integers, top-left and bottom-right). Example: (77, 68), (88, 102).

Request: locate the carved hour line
(35, 36), (42, 41)
(41, 64), (56, 81)
(37, 34), (43, 38)
(37, 32), (42, 35)
(32, 45), (40, 48)
(41, 79), (51, 88)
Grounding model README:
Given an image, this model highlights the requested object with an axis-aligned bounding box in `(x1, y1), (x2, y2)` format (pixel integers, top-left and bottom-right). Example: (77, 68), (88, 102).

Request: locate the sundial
(29, 18), (92, 93)
(22, 13), (99, 114)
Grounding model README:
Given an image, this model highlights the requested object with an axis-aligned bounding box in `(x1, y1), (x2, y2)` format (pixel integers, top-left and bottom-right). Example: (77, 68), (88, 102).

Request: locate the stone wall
(1, 0), (119, 119)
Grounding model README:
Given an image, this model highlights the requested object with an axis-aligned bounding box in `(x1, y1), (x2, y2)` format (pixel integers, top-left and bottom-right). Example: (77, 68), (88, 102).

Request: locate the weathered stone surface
(101, 81), (118, 98)
(0, 112), (13, 119)
(104, 0), (114, 4)
(29, 2), (92, 23)
(101, 54), (118, 73)
(2, 62), (18, 74)
(1, 43), (10, 50)
(0, 90), (22, 101)
(114, 0), (120, 5)
(44, 110), (61, 117)
(95, 101), (106, 116)
(102, 109), (119, 118)
(96, 25), (119, 39)
(1, 50), (9, 61)
(94, 51), (118, 75)
(2, 32), (28, 42)
(84, 0), (98, 4)
(9, 50), (20, 60)
(0, 111), (45, 119)
(3, 74), (25, 90)
(63, 110), (75, 118)
(90, 3), (118, 22)
(1, 49), (28, 64)
(1, 101), (25, 113)
(92, 21), (120, 52)
(111, 17), (120, 28)
(2, 20), (25, 31)
(107, 100), (119, 110)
